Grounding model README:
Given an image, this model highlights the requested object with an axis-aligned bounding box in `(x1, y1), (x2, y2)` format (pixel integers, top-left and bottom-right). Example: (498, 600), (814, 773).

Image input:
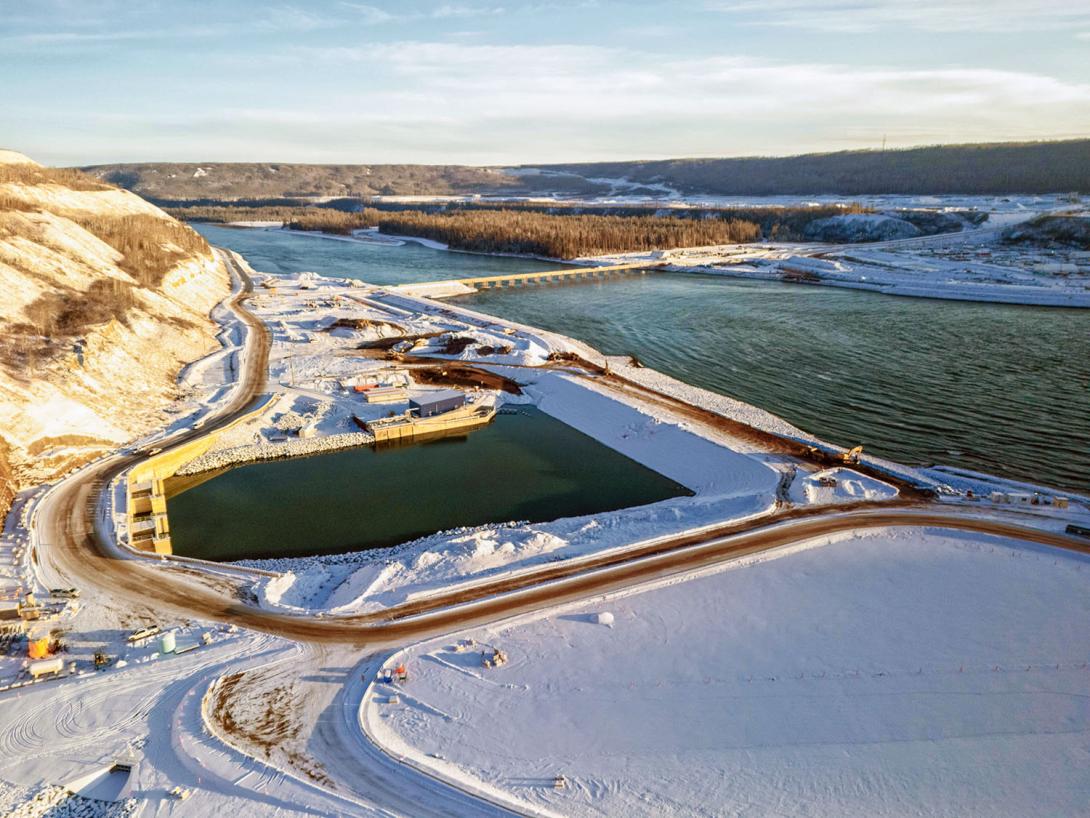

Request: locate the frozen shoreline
(243, 217), (1089, 307)
(192, 268), (1085, 620)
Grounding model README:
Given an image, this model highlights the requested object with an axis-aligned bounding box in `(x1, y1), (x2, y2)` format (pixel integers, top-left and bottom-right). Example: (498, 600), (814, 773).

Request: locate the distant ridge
(538, 139), (1090, 196)
(81, 138), (1090, 201)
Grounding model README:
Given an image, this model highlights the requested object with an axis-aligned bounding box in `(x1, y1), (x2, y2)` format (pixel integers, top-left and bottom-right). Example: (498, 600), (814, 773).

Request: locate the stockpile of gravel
(174, 430), (373, 475)
(1, 784), (138, 818)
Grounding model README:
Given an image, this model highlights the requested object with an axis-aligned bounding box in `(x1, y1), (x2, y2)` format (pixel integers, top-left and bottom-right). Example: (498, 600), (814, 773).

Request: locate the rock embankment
(0, 782), (138, 818)
(1002, 215), (1090, 249)
(175, 431), (373, 475)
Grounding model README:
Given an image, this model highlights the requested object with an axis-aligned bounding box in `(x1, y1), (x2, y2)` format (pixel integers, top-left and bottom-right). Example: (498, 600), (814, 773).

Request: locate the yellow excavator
(842, 445), (864, 465)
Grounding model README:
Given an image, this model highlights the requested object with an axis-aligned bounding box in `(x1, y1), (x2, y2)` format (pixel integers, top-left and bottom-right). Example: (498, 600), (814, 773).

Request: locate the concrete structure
(125, 394), (276, 556)
(367, 399), (496, 444)
(410, 389), (465, 418)
(392, 260), (670, 299)
(455, 260), (670, 289)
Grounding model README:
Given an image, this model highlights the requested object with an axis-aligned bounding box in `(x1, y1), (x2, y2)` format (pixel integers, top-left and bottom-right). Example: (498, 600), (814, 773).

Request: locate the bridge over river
(393, 260), (671, 298)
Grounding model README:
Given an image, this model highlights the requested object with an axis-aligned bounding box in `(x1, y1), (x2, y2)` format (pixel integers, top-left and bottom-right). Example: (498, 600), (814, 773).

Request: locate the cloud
(339, 2), (506, 25)
(259, 5), (341, 31)
(707, 0), (1090, 33)
(0, 25), (226, 47)
(340, 3), (398, 24)
(432, 4), (506, 18)
(122, 43), (1090, 162)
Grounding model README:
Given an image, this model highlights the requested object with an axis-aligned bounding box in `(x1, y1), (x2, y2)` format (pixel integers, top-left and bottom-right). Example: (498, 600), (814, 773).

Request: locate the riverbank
(156, 263), (1084, 616)
(235, 215), (1089, 308)
(193, 223), (1090, 491)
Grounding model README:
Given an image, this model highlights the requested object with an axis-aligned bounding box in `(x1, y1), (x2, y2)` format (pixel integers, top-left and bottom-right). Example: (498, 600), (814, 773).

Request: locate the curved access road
(30, 249), (1090, 648)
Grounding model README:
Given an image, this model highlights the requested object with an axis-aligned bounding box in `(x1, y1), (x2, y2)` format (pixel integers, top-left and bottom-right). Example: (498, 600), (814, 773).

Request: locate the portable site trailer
(29, 657), (64, 679)
(410, 389), (465, 418)
(365, 386), (409, 404)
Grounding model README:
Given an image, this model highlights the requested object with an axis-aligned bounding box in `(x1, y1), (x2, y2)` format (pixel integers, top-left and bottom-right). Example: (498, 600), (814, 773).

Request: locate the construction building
(410, 389), (465, 418)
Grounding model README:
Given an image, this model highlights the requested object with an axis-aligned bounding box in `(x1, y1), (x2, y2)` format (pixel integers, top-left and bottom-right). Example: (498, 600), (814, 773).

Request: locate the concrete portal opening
(65, 763), (133, 802)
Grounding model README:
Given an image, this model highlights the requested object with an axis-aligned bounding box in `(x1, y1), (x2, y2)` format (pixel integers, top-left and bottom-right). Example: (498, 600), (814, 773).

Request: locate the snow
(248, 368), (782, 614)
(367, 526), (1090, 817)
(0, 150), (38, 166)
(560, 207), (1089, 308)
(790, 467), (900, 505)
(3, 202), (1087, 816)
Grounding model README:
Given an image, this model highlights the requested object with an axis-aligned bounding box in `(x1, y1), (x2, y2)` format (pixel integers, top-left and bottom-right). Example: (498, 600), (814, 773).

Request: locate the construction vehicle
(842, 445), (863, 465)
(482, 648), (507, 669)
(16, 592), (43, 622)
(94, 651), (112, 669)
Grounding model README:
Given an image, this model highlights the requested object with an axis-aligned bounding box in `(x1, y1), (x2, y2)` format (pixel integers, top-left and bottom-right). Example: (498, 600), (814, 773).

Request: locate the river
(195, 224), (1090, 493)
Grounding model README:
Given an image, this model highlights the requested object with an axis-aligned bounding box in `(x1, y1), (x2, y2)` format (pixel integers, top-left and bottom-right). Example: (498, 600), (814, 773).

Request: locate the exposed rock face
(1002, 215), (1090, 249)
(802, 213), (922, 243)
(0, 150), (230, 518)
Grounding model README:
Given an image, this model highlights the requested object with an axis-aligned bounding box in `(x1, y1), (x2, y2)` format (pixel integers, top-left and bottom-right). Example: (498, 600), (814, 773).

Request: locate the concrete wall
(126, 394), (275, 555)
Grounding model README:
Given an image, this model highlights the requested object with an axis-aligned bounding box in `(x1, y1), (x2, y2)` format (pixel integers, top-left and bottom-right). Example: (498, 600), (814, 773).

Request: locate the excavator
(842, 445), (864, 465)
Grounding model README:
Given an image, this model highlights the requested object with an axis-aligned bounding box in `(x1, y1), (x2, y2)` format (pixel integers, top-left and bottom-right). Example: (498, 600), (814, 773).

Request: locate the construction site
(1, 244), (1088, 818)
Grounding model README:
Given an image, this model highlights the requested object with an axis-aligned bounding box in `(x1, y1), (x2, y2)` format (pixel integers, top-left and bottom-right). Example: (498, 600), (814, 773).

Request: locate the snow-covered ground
(577, 212), (1090, 307)
(366, 526), (1090, 817)
(206, 269), (935, 616)
(247, 366), (783, 614)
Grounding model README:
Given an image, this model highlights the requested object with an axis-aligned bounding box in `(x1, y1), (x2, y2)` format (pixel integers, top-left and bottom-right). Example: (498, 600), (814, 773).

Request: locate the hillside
(80, 162), (601, 202)
(540, 139), (1090, 196)
(81, 139), (1090, 202)
(0, 150), (229, 521)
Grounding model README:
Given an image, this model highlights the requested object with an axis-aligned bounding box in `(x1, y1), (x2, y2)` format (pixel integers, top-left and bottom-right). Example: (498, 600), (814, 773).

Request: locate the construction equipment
(94, 651), (112, 669)
(17, 593), (44, 622)
(842, 445), (864, 465)
(482, 648), (507, 669)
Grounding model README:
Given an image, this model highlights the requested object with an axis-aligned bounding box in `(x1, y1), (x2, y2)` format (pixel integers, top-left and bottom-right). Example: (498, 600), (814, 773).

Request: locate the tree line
(284, 208), (761, 258)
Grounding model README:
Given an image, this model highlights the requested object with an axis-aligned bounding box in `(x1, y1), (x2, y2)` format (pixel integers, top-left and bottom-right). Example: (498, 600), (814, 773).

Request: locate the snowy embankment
(175, 430), (373, 475)
(246, 368), (782, 614)
(366, 526), (1090, 818)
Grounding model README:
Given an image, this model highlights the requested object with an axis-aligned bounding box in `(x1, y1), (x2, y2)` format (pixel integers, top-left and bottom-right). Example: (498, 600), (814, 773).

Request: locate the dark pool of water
(166, 408), (690, 562)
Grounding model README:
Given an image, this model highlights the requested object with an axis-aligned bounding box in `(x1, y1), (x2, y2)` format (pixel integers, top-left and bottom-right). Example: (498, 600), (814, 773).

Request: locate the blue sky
(2, 0), (1088, 165)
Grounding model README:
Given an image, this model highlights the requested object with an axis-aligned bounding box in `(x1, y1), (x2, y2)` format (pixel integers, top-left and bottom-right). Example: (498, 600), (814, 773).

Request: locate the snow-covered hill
(0, 150), (229, 517)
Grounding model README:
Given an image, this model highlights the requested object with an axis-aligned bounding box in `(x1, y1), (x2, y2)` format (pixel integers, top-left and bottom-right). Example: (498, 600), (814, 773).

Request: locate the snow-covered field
(366, 526), (1090, 817)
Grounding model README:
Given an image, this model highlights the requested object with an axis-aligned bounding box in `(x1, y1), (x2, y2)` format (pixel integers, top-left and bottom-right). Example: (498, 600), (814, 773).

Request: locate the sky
(2, 0), (1089, 166)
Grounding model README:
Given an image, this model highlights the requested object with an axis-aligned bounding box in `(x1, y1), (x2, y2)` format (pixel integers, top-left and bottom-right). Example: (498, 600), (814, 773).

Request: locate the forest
(286, 207), (763, 258)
